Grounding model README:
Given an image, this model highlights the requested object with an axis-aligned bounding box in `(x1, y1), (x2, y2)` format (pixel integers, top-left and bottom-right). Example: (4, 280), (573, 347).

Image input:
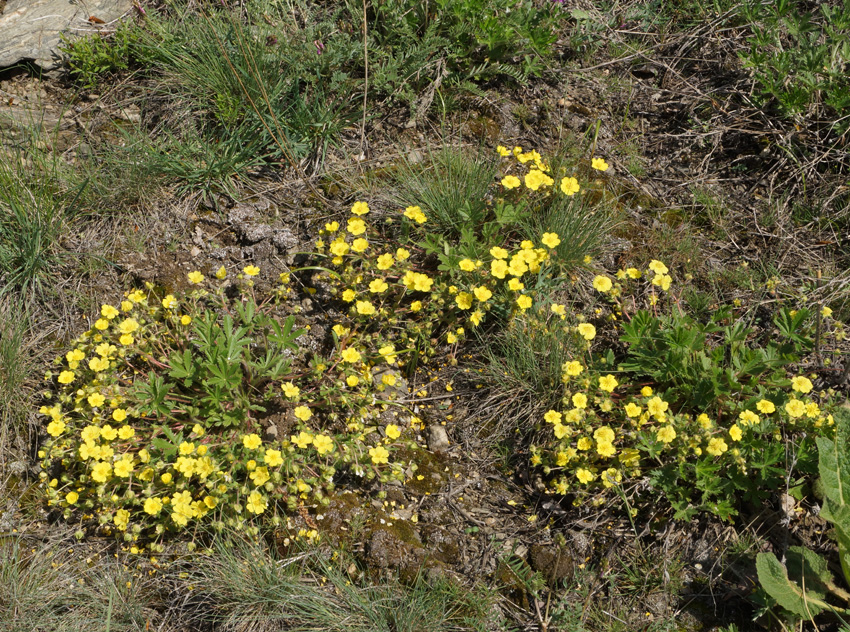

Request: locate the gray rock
(426, 424), (450, 452)
(0, 0), (133, 71)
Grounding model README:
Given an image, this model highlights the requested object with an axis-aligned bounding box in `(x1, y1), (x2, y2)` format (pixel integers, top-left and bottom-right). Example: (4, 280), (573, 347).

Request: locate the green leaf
(756, 551), (826, 618)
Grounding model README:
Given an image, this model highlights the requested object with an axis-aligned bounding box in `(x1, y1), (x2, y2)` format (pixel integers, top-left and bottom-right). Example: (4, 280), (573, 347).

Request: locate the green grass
(0, 301), (35, 459)
(382, 144), (499, 238)
(0, 536), (158, 632)
(189, 535), (500, 631)
(0, 122), (85, 296)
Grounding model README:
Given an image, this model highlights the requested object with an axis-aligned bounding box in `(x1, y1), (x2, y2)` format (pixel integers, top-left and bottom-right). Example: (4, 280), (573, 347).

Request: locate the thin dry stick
(360, 0), (369, 161)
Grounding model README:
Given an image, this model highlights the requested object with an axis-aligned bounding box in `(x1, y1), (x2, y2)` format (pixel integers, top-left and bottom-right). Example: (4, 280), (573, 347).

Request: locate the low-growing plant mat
(3, 0), (850, 630)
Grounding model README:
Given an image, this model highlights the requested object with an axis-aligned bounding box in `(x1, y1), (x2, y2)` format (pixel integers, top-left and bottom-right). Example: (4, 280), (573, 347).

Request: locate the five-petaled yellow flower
(501, 175), (521, 189)
(591, 157), (609, 171)
(243, 265), (260, 277)
(592, 275), (613, 292)
(560, 177), (580, 196)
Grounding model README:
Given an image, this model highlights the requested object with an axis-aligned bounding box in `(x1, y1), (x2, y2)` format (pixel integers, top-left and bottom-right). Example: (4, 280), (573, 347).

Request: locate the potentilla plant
(38, 267), (420, 546)
(532, 263), (837, 521)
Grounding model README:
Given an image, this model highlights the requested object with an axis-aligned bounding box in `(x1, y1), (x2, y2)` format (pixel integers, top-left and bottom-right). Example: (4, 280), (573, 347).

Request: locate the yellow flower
(491, 259), (509, 279)
(544, 410), (562, 424)
(330, 240), (350, 257)
(264, 449), (283, 467)
(376, 253), (394, 270)
(351, 238), (369, 253)
(101, 304), (119, 320)
(292, 431), (313, 449)
(91, 462), (112, 483)
(215, 266), (227, 279)
(161, 295), (177, 309)
(242, 434), (263, 450)
(598, 374), (619, 392)
(516, 295), (532, 310)
(508, 256), (528, 277)
(541, 232), (560, 248)
(456, 293), (473, 310)
(118, 318), (139, 335)
(369, 445), (390, 465)
(250, 466), (270, 486)
(356, 300), (376, 316)
(396, 247), (411, 261)
(243, 265), (260, 277)
(785, 399), (806, 418)
(473, 286), (492, 302)
(524, 170), (554, 191)
(591, 157), (609, 171)
(369, 279), (388, 293)
(459, 259), (476, 272)
(341, 348), (361, 363)
(572, 392), (588, 409)
(601, 468), (622, 488)
(118, 425), (134, 440)
(351, 201), (370, 216)
(87, 393), (105, 408)
(648, 260), (668, 275)
(66, 491), (79, 505)
(656, 426), (676, 444)
(46, 420), (66, 437)
(592, 275), (613, 292)
(379, 344), (397, 364)
(282, 382), (300, 399)
(822, 306), (833, 318)
(507, 278), (524, 291)
(576, 468), (595, 484)
(187, 271), (204, 284)
(697, 414), (712, 429)
(447, 332), (458, 344)
(246, 492), (267, 515)
(94, 318), (110, 331)
(791, 376), (813, 394)
(180, 315), (192, 326)
(324, 221), (339, 233)
(738, 410), (760, 426)
(577, 323), (596, 340)
(410, 301), (423, 312)
(342, 289), (356, 302)
(403, 206), (427, 224)
(385, 424), (401, 440)
(161, 472), (172, 484)
(470, 310), (483, 326)
(624, 402), (642, 418)
(560, 177), (580, 196)
(501, 175), (521, 189)
(597, 442), (617, 458)
(728, 425), (743, 441)
(756, 399), (776, 415)
(313, 434), (335, 455)
(490, 246), (509, 260)
(114, 458), (134, 478)
(647, 397), (669, 417)
(294, 406), (312, 421)
(706, 437), (728, 456)
(382, 373), (397, 386)
(550, 303), (566, 318)
(346, 375), (360, 387)
(562, 361), (583, 377)
(594, 426), (615, 443)
(497, 145), (511, 156)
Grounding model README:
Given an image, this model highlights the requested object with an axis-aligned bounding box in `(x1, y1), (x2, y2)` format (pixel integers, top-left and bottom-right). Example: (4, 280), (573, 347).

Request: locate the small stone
(426, 424), (449, 452)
